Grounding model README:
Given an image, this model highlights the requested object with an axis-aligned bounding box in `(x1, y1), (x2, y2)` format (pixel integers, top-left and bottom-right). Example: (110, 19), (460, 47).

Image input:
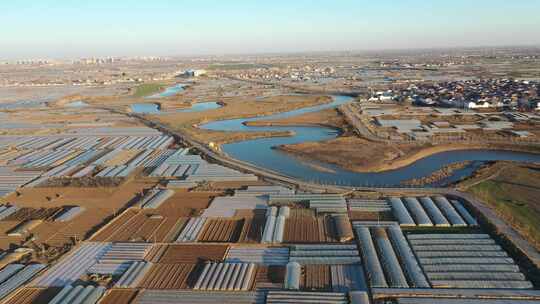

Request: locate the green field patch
(133, 83), (165, 97)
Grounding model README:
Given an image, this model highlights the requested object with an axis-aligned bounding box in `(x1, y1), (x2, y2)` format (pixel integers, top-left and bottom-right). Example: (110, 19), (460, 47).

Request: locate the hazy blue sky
(2, 0), (540, 59)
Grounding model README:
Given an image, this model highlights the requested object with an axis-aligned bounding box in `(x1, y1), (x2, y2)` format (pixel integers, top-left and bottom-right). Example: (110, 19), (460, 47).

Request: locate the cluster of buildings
(235, 65), (336, 82)
(0, 59), (52, 65)
(370, 79), (540, 111)
(177, 69), (208, 78)
(375, 60), (471, 69)
(72, 57), (170, 65)
(358, 102), (540, 141)
(0, 57), (181, 89)
(1, 78), (143, 88)
(73, 57), (118, 65)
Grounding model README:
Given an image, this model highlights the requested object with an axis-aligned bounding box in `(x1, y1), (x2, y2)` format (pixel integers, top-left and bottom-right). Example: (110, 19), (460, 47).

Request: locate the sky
(2, 0), (540, 59)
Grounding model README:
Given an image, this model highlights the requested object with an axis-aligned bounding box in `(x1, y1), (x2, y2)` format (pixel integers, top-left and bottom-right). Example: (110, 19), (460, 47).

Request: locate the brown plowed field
(301, 265), (331, 291)
(89, 210), (148, 242)
(91, 208), (188, 243)
(238, 216), (265, 243)
(2, 207), (64, 222)
(107, 212), (147, 242)
(0, 180), (158, 248)
(155, 244), (229, 263)
(99, 289), (138, 304)
(0, 181), (155, 210)
(283, 215), (338, 243)
(283, 217), (317, 243)
(289, 208), (316, 217)
(132, 216), (163, 241)
(144, 244), (168, 262)
(349, 211), (394, 221)
(155, 191), (219, 217)
(1, 287), (61, 304)
(0, 221), (22, 250)
(198, 219), (244, 243)
(90, 209), (137, 241)
(29, 221), (64, 241)
(138, 263), (195, 289)
(149, 217), (187, 242)
(42, 208), (110, 246)
(254, 265), (285, 289)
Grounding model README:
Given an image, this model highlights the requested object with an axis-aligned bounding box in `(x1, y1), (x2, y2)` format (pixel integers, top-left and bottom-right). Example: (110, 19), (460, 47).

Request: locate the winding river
(131, 101), (222, 114)
(131, 84), (222, 114)
(201, 95), (540, 187)
(146, 84), (185, 99)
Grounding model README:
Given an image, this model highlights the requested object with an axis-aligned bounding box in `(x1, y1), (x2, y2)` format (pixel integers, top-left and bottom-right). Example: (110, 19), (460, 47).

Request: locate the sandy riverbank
(243, 108), (346, 129)
(249, 108), (540, 173)
(153, 94), (332, 144)
(280, 138), (540, 173)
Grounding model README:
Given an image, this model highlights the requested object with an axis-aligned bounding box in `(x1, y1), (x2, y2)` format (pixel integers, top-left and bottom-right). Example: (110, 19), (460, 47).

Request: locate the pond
(146, 84), (185, 99)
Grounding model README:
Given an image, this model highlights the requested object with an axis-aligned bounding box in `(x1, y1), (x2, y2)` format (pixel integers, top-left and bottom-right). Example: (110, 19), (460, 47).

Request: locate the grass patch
(133, 83), (165, 98)
(468, 177), (540, 248)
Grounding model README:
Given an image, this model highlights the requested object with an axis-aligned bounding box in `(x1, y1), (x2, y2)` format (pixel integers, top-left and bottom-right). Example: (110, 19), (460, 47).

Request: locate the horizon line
(3, 44), (540, 62)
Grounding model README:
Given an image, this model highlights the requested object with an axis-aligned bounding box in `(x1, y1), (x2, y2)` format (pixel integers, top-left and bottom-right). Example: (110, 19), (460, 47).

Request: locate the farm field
(0, 179), (156, 250)
(464, 163), (540, 250)
(133, 83), (166, 98)
(0, 51), (539, 304)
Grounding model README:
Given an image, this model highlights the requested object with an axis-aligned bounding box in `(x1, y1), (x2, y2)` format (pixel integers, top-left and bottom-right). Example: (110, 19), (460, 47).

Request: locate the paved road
(338, 103), (389, 143)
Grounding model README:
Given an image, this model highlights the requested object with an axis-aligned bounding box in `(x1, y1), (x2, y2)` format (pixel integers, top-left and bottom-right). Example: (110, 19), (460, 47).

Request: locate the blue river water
(131, 84), (222, 114)
(177, 101), (222, 113)
(146, 84), (185, 99)
(131, 103), (161, 114)
(130, 101), (222, 114)
(201, 95), (540, 187)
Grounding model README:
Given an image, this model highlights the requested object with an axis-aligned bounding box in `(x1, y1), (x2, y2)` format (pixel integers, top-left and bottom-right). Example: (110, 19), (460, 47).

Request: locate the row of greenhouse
(353, 223), (430, 289)
(389, 196), (478, 227)
(407, 233), (533, 289)
(0, 167), (42, 198)
(1, 135), (172, 152)
(261, 206), (290, 244)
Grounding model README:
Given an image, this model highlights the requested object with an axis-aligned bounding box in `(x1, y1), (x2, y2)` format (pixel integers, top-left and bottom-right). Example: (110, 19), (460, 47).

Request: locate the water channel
(146, 84), (185, 99)
(131, 84), (222, 114)
(201, 95), (540, 187)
